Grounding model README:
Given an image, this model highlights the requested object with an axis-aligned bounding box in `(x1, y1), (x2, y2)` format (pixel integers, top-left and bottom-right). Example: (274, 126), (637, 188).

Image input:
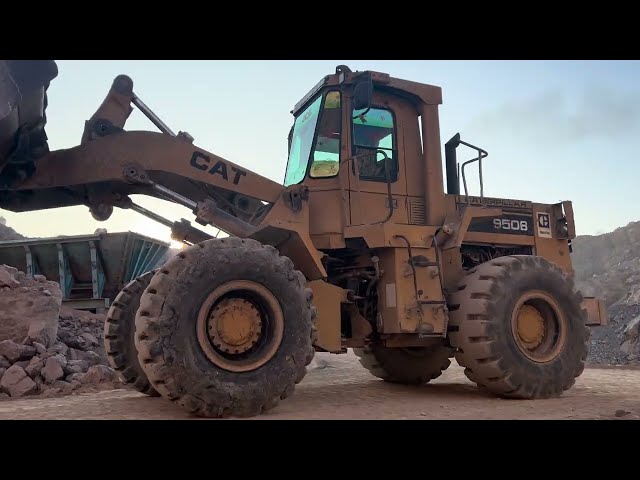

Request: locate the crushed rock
(587, 304), (640, 366)
(0, 266), (127, 400)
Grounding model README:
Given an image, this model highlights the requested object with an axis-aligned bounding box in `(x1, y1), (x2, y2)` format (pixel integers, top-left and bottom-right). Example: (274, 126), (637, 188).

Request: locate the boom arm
(16, 73), (284, 203)
(0, 70), (287, 238)
(0, 63), (327, 280)
(14, 129), (284, 203)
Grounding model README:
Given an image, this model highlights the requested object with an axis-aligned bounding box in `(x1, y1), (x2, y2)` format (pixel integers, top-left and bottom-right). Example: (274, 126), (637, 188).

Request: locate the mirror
(353, 78), (373, 111)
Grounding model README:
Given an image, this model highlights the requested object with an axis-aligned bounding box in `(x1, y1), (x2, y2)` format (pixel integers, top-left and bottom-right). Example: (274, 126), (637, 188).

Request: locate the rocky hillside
(571, 221), (640, 365)
(0, 217), (26, 241)
(572, 220), (640, 307)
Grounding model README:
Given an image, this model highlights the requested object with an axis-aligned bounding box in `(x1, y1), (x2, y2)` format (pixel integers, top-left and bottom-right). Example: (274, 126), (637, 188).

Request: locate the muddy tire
(447, 255), (590, 399)
(104, 271), (159, 397)
(353, 342), (454, 384)
(134, 237), (316, 418)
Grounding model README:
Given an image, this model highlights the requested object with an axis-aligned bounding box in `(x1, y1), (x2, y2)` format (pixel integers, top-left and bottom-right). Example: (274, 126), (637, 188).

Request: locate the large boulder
(0, 364), (38, 397)
(623, 316), (640, 341)
(0, 265), (61, 347)
(80, 365), (117, 384)
(0, 340), (35, 362)
(619, 315), (640, 361)
(41, 355), (65, 383)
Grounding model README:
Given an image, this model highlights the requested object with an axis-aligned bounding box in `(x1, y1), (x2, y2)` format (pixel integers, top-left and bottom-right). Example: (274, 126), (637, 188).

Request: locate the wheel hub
(208, 298), (262, 354)
(196, 280), (285, 373)
(510, 291), (567, 364)
(515, 304), (545, 348)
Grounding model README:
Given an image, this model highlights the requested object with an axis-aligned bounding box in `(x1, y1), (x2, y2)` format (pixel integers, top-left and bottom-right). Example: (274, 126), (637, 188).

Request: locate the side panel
(441, 194), (578, 290)
(308, 188), (347, 237)
(531, 202), (573, 272)
(351, 191), (409, 226)
(307, 279), (345, 353)
(534, 238), (573, 272)
(448, 196), (579, 266)
(251, 198), (328, 280)
(451, 194), (536, 247)
(376, 247), (447, 335)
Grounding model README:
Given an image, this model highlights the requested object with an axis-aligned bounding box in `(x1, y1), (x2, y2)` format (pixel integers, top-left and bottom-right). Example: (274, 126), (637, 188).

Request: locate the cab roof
(291, 65), (443, 115)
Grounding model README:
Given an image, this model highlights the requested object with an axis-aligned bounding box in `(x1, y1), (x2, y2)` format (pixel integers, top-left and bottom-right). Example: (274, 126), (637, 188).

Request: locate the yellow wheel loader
(0, 60), (608, 417)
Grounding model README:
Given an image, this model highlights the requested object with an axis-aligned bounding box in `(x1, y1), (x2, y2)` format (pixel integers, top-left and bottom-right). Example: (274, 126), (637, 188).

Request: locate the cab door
(347, 91), (415, 227)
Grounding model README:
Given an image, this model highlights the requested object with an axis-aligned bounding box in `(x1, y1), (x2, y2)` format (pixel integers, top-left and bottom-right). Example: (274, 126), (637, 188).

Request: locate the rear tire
(447, 255), (590, 399)
(354, 342), (454, 385)
(104, 271), (159, 397)
(134, 237), (316, 418)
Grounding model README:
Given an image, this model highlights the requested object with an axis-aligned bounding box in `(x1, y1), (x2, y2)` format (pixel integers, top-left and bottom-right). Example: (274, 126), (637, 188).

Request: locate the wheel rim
(196, 280), (284, 373)
(510, 291), (567, 363)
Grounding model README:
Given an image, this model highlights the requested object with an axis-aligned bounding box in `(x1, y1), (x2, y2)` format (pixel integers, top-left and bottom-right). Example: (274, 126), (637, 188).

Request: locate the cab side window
(352, 107), (398, 182)
(309, 91), (342, 179)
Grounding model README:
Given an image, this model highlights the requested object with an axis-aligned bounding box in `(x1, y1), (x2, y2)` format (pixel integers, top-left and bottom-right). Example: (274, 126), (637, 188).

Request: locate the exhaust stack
(445, 133), (461, 195)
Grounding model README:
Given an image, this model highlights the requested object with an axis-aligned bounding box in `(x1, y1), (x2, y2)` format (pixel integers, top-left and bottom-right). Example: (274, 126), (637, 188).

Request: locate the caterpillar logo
(190, 151), (247, 185)
(536, 212), (552, 238)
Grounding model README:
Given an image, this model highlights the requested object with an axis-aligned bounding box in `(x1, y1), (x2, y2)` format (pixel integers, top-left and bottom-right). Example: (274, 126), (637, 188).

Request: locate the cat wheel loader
(0, 60), (609, 417)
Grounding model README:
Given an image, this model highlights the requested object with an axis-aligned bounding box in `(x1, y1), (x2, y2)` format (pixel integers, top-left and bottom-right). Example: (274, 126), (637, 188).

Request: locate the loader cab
(283, 90), (343, 186)
(283, 68), (434, 246)
(283, 78), (397, 187)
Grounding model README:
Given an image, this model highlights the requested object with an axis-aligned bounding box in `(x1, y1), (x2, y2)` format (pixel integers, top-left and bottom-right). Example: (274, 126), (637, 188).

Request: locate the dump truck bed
(0, 230), (172, 310)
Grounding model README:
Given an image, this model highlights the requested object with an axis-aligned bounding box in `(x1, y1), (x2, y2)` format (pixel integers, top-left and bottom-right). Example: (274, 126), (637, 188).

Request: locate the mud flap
(582, 297), (608, 326)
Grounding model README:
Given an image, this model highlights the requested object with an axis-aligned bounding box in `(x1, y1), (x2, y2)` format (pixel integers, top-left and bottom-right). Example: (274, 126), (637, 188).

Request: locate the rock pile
(572, 221), (640, 365)
(0, 265), (124, 400)
(587, 304), (640, 365)
(0, 265), (61, 347)
(0, 339), (120, 399)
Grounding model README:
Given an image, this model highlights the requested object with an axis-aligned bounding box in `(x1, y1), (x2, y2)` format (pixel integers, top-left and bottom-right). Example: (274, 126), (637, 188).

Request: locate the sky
(1, 60), (639, 243)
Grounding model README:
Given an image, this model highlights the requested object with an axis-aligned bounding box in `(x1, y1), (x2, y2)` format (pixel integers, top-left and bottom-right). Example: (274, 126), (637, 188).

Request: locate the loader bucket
(0, 60), (58, 183)
(0, 230), (173, 311)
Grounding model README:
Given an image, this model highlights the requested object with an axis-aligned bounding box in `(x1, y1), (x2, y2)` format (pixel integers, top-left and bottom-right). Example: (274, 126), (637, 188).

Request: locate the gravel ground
(1, 351), (639, 420)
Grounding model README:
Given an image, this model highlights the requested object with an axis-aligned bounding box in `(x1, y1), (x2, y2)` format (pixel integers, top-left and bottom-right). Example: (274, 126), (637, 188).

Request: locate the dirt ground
(1, 350), (639, 420)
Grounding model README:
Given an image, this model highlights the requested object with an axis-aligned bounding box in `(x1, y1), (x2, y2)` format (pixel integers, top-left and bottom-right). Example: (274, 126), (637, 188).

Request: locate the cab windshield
(283, 91), (341, 186)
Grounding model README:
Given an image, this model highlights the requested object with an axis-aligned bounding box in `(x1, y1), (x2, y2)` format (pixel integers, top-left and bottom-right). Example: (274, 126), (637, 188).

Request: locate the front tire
(134, 237), (316, 418)
(104, 271), (159, 397)
(447, 255), (590, 399)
